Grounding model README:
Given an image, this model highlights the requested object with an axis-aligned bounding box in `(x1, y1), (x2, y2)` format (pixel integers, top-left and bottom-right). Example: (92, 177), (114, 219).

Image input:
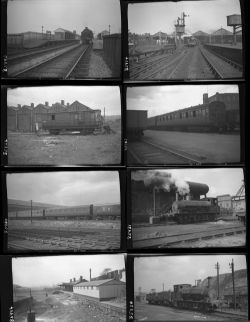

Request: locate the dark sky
(134, 255), (246, 293)
(132, 168), (244, 197)
(128, 0), (241, 35)
(127, 85), (239, 117)
(7, 171), (120, 206)
(8, 0), (121, 35)
(8, 86), (121, 116)
(12, 254), (125, 287)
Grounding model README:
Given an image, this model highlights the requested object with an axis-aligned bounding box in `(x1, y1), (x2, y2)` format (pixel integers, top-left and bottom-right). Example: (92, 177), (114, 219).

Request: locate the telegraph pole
(229, 259), (236, 310)
(30, 200), (33, 223)
(215, 262), (220, 299)
(153, 187), (156, 217)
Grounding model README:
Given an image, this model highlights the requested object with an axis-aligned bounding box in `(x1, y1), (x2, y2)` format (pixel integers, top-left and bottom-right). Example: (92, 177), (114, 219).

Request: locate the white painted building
(73, 279), (126, 301)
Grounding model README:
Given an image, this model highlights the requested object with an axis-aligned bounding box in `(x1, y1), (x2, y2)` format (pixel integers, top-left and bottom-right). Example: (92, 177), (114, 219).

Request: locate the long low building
(73, 279), (126, 301)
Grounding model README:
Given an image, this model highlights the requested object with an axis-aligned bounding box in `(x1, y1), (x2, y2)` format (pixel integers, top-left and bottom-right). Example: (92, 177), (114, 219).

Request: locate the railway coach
(147, 101), (229, 132)
(8, 204), (120, 220)
(42, 108), (102, 135)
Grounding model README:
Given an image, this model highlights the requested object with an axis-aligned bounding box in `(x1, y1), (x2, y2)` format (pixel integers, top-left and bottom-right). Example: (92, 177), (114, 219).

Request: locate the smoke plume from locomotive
(135, 170), (190, 195)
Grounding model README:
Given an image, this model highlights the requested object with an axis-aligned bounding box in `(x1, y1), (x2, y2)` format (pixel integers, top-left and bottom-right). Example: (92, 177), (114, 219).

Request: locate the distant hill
(201, 269), (247, 299)
(8, 199), (64, 212)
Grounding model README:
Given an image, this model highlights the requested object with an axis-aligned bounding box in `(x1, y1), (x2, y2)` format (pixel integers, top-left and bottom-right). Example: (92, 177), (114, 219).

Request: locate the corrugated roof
(192, 30), (209, 36)
(75, 279), (125, 287)
(69, 100), (93, 111)
(212, 28), (233, 36)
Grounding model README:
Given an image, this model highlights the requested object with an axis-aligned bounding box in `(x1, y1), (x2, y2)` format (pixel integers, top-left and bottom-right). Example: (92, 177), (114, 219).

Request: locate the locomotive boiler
(146, 283), (215, 313)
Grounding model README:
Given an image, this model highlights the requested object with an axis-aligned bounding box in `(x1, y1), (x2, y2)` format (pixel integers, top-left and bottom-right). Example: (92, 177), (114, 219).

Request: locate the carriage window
(51, 114), (55, 120)
(180, 113), (182, 119)
(186, 112), (188, 118)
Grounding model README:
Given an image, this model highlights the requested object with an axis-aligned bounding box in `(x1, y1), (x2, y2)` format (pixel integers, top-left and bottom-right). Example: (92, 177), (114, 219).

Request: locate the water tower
(227, 14), (242, 45)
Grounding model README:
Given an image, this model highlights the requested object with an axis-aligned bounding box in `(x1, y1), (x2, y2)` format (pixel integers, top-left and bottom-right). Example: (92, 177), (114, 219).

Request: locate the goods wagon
(42, 110), (102, 135)
(81, 27), (94, 45)
(127, 110), (148, 139)
(8, 204), (120, 220)
(147, 101), (231, 132)
(146, 284), (215, 313)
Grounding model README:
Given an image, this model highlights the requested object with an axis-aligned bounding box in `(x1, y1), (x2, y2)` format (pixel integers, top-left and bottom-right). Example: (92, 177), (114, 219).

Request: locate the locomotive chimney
(203, 93), (209, 105)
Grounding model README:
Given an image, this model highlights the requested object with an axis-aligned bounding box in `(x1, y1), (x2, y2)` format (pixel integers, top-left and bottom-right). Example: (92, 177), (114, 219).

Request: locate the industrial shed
(73, 279), (126, 301)
(54, 28), (76, 40)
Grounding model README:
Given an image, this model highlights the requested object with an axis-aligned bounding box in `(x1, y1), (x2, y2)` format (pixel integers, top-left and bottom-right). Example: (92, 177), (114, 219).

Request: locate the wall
(99, 284), (125, 300)
(103, 34), (121, 77)
(73, 285), (100, 298)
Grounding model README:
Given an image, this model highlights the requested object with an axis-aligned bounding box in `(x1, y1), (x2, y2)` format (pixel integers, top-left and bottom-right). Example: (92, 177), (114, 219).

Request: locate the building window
(192, 110), (196, 117)
(51, 114), (55, 120)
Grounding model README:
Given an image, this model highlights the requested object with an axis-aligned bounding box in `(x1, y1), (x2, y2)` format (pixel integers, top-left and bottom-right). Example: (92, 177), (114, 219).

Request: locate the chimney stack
(31, 103), (34, 108)
(203, 93), (208, 105)
(61, 100), (64, 106)
(89, 269), (92, 281)
(67, 102), (70, 107)
(73, 277), (76, 282)
(18, 104), (21, 108)
(70, 279), (72, 283)
(45, 101), (49, 107)
(80, 276), (83, 282)
(207, 276), (212, 289)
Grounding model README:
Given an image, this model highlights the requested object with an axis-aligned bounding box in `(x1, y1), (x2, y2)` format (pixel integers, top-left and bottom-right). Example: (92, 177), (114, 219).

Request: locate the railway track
(129, 45), (242, 79)
(213, 310), (248, 321)
(8, 42), (78, 63)
(8, 226), (119, 250)
(11, 44), (91, 79)
(128, 139), (202, 165)
(133, 225), (246, 248)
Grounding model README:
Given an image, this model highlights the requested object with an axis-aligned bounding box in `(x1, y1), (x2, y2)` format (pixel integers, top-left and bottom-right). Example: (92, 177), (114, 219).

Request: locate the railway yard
(8, 220), (120, 251)
(7, 121), (121, 165)
(128, 130), (240, 165)
(135, 302), (247, 321)
(13, 288), (126, 322)
(129, 44), (242, 80)
(132, 220), (246, 248)
(7, 41), (112, 79)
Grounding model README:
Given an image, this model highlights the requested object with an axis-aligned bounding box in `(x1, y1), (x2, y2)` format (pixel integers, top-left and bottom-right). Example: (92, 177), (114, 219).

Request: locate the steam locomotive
(146, 284), (215, 313)
(81, 27), (94, 45)
(168, 198), (220, 224)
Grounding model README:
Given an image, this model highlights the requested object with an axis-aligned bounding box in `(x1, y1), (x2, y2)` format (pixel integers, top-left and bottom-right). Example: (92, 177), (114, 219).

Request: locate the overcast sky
(8, 0), (121, 35)
(134, 255), (246, 293)
(132, 168), (244, 197)
(7, 86), (121, 116)
(12, 254), (125, 287)
(127, 85), (239, 117)
(7, 171), (120, 206)
(128, 0), (241, 35)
